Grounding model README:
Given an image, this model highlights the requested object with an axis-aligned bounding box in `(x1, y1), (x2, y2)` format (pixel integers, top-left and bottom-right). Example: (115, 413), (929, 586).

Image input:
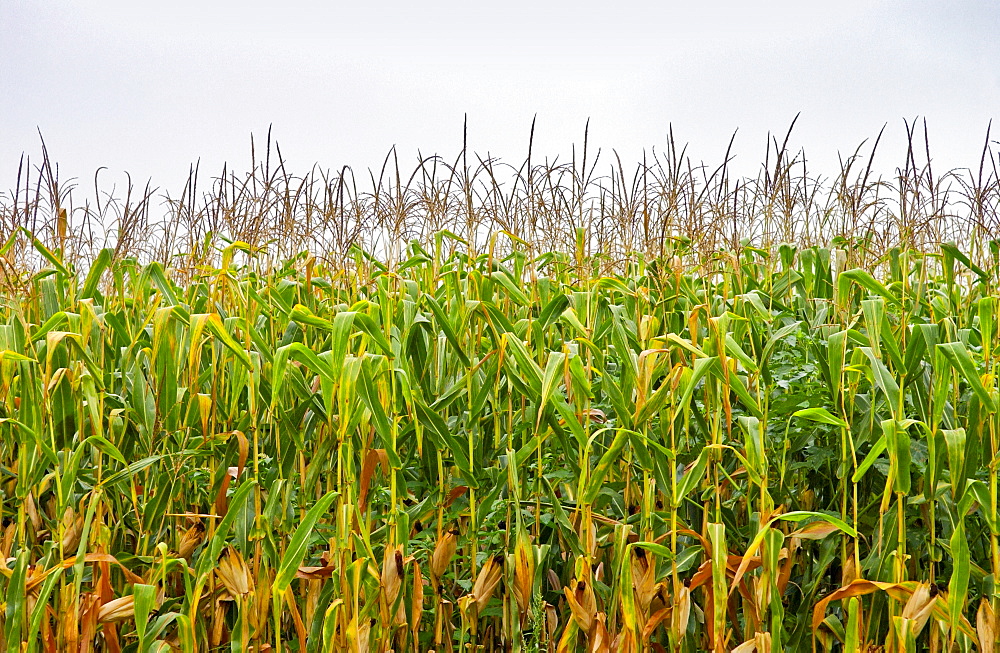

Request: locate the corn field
(2, 231), (1000, 652)
(4, 125), (1000, 652)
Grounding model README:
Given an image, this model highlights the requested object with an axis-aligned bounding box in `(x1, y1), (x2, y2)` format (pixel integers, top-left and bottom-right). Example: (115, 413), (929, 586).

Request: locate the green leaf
(4, 552), (28, 651)
(772, 511), (857, 538)
(423, 295), (470, 366)
(838, 268), (899, 306)
(943, 428), (967, 503)
(793, 407), (847, 428)
(537, 351), (567, 428)
(80, 248), (114, 300)
(937, 341), (997, 412)
(197, 313), (252, 370)
(948, 520), (970, 632)
(490, 270), (532, 306)
(582, 428), (630, 505)
(708, 522), (728, 646)
(675, 447), (710, 506)
(883, 418), (912, 495)
(272, 490), (339, 597)
(859, 346), (901, 416)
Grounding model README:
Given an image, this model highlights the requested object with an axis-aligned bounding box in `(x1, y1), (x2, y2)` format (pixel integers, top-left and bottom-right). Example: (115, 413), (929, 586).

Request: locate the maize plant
(4, 229), (1000, 653)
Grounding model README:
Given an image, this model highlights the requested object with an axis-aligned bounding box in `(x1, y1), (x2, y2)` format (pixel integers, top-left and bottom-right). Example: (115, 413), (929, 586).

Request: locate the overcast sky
(2, 0), (999, 195)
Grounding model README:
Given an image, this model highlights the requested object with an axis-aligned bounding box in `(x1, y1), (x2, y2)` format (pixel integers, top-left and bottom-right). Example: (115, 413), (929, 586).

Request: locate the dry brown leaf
(977, 599), (996, 653)
(217, 546), (253, 597)
(430, 528), (459, 582)
(788, 521), (841, 540)
(97, 596), (135, 623)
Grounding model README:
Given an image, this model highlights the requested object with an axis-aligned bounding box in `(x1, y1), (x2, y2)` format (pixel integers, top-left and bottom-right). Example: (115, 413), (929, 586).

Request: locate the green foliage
(0, 240), (999, 651)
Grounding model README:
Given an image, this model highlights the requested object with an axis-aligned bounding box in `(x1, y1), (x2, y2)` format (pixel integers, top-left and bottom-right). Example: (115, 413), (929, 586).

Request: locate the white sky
(2, 0), (999, 194)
